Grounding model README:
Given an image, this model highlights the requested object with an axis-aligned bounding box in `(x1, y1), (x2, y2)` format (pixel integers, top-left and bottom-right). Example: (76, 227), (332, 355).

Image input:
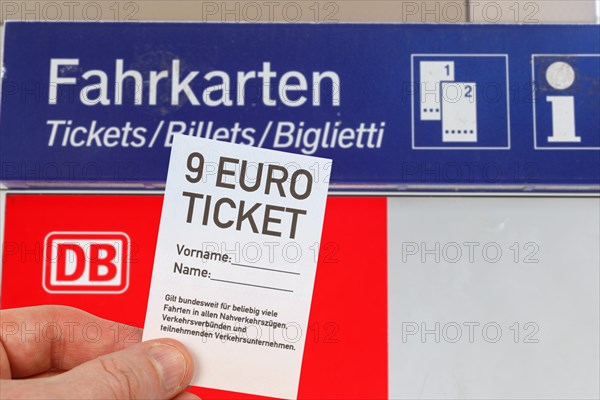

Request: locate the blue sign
(0, 22), (599, 191)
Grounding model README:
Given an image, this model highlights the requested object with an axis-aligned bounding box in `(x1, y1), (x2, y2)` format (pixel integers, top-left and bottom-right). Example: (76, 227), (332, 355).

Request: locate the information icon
(411, 54), (510, 150)
(532, 54), (600, 150)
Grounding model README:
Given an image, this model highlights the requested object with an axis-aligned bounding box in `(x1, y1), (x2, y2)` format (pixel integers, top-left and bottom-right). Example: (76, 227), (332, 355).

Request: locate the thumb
(5, 339), (195, 399)
(64, 339), (195, 399)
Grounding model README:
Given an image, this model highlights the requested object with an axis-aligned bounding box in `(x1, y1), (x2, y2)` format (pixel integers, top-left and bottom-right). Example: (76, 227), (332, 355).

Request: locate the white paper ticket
(142, 135), (331, 399)
(441, 81), (478, 142)
(419, 60), (455, 121)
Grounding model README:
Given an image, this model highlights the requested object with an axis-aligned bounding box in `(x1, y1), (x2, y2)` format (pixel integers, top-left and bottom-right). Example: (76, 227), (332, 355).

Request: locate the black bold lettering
(216, 157), (238, 189)
(181, 191), (204, 223)
(213, 197), (236, 228)
(290, 169), (313, 200)
(265, 164), (288, 197)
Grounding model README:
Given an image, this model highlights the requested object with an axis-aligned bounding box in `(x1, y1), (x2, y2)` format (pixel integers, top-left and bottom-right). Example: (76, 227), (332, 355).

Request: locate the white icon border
(42, 231), (131, 295)
(411, 54), (511, 151)
(532, 54), (600, 151)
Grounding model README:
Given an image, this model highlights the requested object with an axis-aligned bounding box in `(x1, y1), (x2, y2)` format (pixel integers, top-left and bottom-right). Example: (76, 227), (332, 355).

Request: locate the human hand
(0, 305), (199, 399)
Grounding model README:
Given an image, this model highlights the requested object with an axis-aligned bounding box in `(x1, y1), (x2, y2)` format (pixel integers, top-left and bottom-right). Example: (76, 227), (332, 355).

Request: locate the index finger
(0, 305), (142, 378)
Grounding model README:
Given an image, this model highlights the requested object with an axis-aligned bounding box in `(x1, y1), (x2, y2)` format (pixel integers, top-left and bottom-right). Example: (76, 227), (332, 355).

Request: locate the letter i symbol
(545, 61), (581, 143)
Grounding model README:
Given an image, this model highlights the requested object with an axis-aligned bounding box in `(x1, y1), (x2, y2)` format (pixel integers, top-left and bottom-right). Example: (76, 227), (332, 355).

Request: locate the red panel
(297, 197), (388, 400)
(1, 194), (161, 326)
(1, 194), (387, 399)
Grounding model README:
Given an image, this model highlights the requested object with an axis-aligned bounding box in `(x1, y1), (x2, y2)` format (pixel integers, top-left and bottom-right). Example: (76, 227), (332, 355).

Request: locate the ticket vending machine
(0, 22), (599, 399)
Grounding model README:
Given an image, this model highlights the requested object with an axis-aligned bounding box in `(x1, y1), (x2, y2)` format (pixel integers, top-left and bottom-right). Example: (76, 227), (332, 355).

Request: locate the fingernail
(148, 344), (187, 391)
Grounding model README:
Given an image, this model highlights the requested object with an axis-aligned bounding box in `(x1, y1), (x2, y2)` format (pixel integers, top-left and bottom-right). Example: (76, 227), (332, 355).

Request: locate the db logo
(43, 232), (130, 294)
